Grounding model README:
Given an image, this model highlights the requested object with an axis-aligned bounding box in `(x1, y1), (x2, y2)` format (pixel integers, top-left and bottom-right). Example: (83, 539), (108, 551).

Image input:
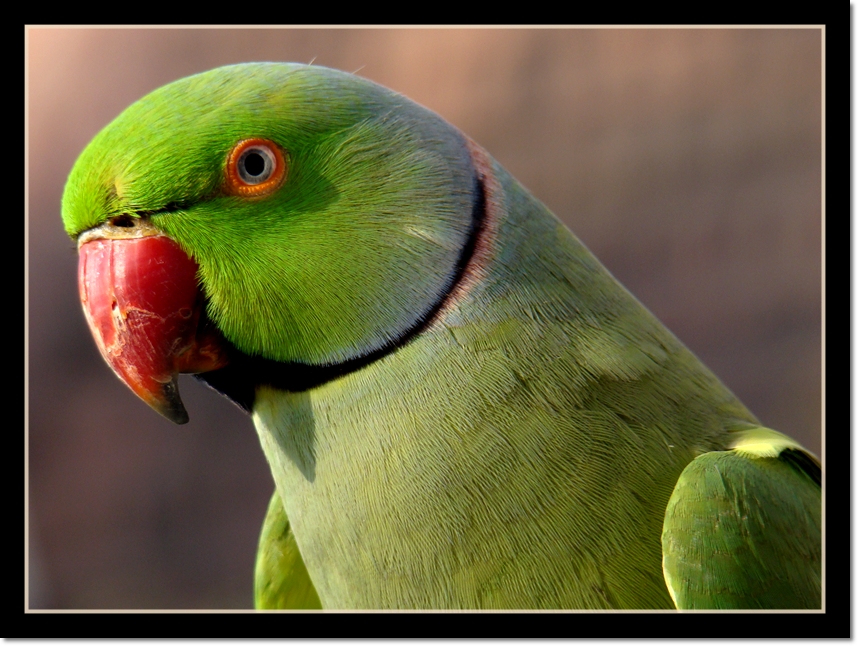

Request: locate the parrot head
(62, 63), (480, 423)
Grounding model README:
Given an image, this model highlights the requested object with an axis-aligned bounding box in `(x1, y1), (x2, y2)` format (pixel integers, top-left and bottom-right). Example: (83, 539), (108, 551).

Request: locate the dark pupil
(243, 151), (267, 177)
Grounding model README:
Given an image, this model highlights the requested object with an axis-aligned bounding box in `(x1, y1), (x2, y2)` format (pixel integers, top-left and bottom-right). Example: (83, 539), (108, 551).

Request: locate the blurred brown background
(27, 27), (822, 609)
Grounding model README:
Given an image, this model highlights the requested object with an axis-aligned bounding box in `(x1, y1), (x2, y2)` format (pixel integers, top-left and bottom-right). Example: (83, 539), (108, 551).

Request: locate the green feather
(62, 63), (821, 609)
(662, 427), (821, 609)
(255, 489), (322, 610)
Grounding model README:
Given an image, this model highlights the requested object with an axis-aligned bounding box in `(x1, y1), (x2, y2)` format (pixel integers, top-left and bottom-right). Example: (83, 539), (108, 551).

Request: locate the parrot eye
(225, 138), (287, 197)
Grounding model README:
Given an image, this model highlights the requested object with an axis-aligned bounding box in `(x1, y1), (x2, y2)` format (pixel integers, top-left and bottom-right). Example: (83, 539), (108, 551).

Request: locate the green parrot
(61, 63), (821, 610)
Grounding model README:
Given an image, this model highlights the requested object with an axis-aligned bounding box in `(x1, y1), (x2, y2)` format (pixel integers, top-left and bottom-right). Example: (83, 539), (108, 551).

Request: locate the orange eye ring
(224, 138), (287, 197)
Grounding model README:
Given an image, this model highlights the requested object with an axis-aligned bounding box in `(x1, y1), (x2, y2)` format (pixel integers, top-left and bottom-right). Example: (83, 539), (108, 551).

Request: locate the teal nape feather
(62, 62), (821, 610)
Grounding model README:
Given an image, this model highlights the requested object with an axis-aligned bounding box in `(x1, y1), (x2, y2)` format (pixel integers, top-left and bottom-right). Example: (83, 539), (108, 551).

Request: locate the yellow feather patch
(728, 426), (806, 460)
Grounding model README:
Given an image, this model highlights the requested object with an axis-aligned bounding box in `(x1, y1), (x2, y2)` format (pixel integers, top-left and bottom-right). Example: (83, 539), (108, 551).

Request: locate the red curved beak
(78, 235), (228, 424)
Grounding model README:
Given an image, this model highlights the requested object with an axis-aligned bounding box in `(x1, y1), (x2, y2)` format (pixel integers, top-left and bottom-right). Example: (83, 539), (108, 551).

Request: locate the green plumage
(255, 489), (322, 609)
(662, 428), (821, 608)
(62, 63), (821, 610)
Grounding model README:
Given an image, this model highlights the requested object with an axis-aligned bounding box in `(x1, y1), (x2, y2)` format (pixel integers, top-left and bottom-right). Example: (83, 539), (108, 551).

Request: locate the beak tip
(153, 378), (190, 425)
(170, 412), (190, 425)
(161, 405), (190, 425)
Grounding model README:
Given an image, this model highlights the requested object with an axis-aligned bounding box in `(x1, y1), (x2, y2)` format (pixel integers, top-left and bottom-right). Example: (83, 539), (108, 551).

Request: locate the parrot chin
(77, 225), (228, 424)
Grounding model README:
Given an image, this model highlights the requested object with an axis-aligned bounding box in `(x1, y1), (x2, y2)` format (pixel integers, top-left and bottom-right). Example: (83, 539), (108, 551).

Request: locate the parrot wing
(661, 426), (821, 609)
(254, 489), (322, 610)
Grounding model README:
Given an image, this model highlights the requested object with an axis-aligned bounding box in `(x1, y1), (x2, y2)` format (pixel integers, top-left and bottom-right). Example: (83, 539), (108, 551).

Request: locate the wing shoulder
(661, 427), (821, 609)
